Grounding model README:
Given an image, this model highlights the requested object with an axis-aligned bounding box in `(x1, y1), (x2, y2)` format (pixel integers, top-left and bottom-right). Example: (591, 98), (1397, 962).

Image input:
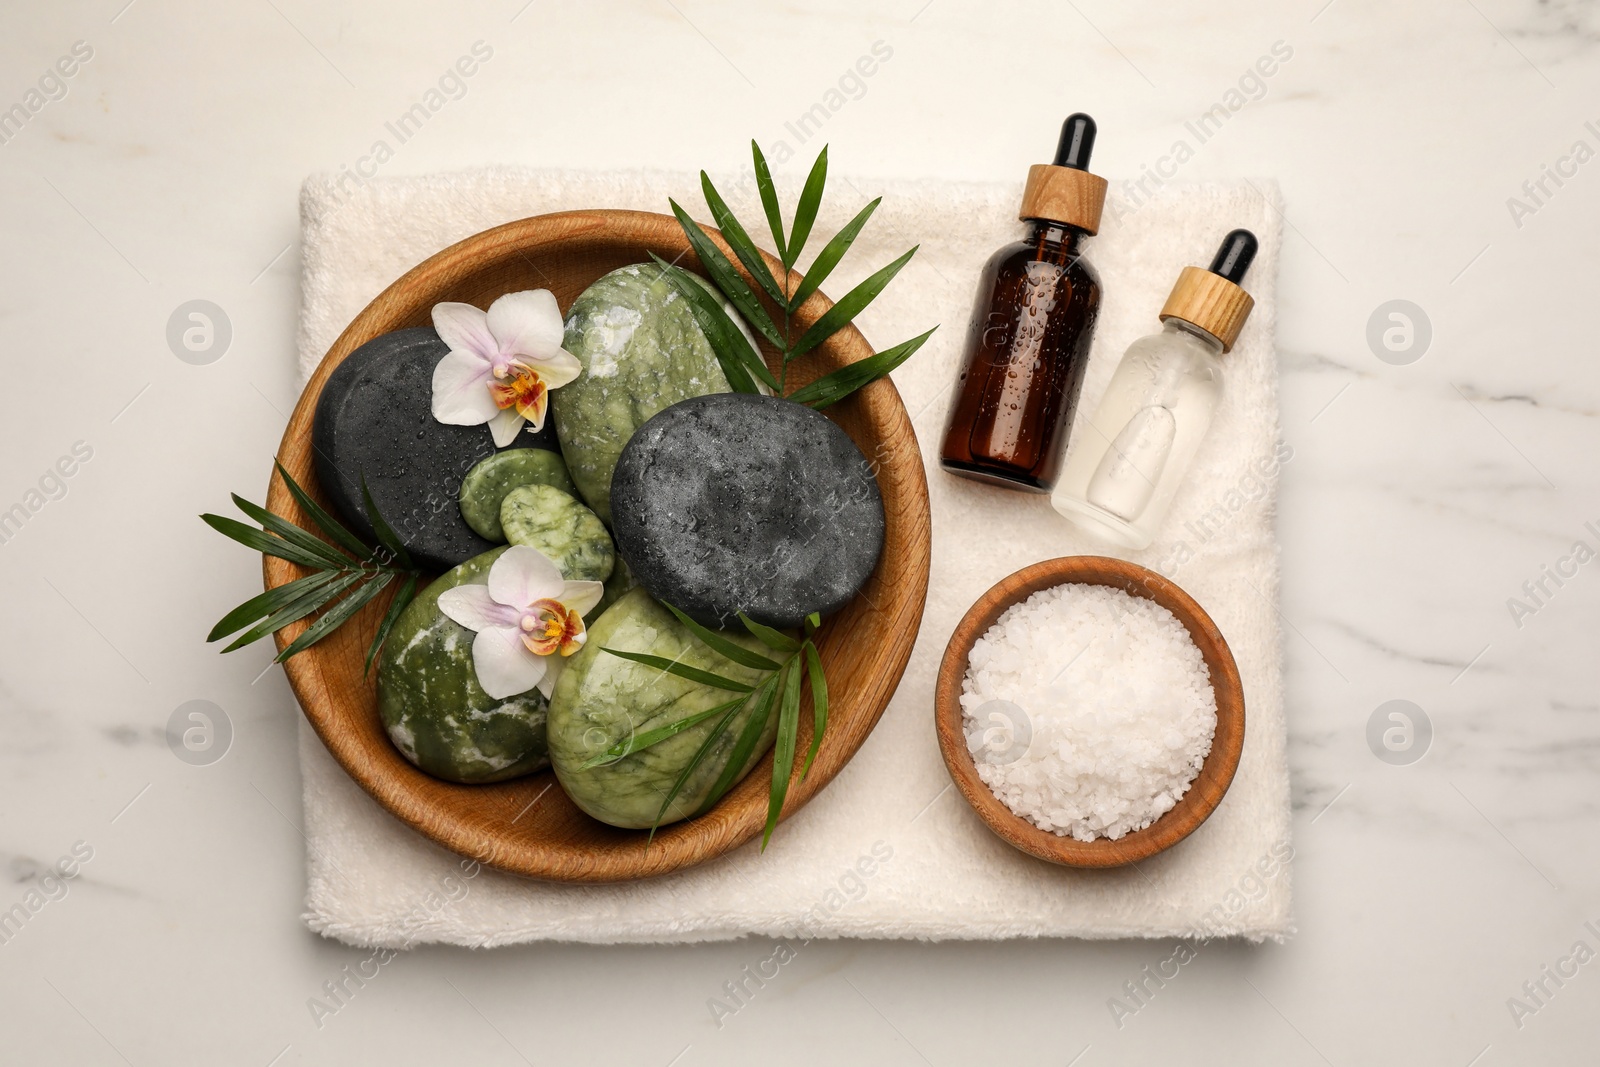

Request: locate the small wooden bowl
(266, 209), (931, 882)
(934, 556), (1244, 868)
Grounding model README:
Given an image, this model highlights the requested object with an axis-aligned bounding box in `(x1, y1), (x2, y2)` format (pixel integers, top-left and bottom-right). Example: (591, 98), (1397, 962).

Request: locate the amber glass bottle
(940, 115), (1107, 492)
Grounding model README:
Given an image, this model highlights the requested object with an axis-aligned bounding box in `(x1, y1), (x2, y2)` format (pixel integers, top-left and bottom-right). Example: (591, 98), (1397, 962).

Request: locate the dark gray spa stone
(609, 393), (885, 630)
(311, 327), (559, 572)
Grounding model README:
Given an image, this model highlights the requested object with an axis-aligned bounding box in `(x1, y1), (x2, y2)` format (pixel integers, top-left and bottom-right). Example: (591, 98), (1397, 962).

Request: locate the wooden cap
(1019, 163), (1107, 234)
(1159, 266), (1254, 352)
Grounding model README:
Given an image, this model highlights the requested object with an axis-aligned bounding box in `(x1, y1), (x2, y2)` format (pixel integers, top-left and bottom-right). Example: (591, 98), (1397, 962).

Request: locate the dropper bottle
(1051, 229), (1259, 548)
(939, 114), (1107, 492)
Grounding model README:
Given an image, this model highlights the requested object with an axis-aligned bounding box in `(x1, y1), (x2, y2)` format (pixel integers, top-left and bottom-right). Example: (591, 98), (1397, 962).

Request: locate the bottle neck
(1161, 317), (1226, 354)
(1025, 219), (1088, 264)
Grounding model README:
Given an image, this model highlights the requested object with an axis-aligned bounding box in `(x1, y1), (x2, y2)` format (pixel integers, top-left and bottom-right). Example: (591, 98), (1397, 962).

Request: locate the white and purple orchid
(436, 545), (605, 700)
(430, 290), (583, 446)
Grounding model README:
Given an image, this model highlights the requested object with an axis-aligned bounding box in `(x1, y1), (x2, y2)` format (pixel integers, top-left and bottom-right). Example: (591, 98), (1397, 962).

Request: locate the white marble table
(0, 1), (1595, 1063)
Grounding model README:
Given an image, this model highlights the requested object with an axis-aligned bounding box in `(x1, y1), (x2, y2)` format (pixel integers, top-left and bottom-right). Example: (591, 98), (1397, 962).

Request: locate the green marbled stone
(546, 588), (778, 829)
(458, 448), (578, 542)
(552, 265), (735, 523)
(499, 484), (614, 583)
(377, 547), (549, 784)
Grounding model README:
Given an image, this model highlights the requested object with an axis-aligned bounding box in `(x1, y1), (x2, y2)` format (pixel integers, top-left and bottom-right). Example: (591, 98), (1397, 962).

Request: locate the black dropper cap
(1053, 114), (1097, 170)
(1207, 229), (1258, 283)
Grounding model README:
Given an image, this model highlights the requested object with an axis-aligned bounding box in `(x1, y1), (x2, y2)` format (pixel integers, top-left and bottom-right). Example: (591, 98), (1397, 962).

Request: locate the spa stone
(312, 327), (558, 572)
(546, 588), (778, 829)
(458, 448), (577, 542)
(499, 484), (615, 583)
(609, 392), (885, 630)
(377, 547), (550, 784)
(551, 265), (735, 523)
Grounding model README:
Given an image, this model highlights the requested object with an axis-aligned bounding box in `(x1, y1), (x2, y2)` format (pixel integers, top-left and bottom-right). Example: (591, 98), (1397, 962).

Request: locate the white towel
(293, 166), (1293, 947)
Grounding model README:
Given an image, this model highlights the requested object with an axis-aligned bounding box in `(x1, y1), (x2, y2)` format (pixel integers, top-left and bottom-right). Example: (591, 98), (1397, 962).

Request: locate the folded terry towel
(293, 165), (1293, 947)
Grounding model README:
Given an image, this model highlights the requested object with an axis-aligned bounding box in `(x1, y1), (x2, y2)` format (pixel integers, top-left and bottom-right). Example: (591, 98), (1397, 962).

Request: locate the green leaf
(805, 612), (821, 634)
(599, 648), (755, 692)
(800, 640), (830, 780)
(276, 572), (391, 662)
(364, 572), (418, 674)
(761, 659), (804, 849)
(577, 696), (744, 770)
(662, 602), (782, 672)
(669, 199), (783, 349)
(274, 462), (373, 560)
(208, 569), (343, 643)
(222, 570), (365, 653)
(786, 327), (937, 410)
(647, 254), (759, 392)
(751, 140), (787, 266)
(650, 696), (747, 841)
(205, 463), (425, 668)
(647, 255), (776, 394)
(786, 145), (828, 270)
(738, 612), (799, 653)
(201, 513), (337, 571)
(789, 197), (879, 312)
(697, 673), (780, 814)
(789, 245), (918, 361)
(700, 172), (786, 306)
(230, 494), (352, 570)
(360, 477), (414, 570)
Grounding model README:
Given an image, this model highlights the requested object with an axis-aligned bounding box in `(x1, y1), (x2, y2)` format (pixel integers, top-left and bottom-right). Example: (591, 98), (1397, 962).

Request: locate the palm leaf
(208, 569), (342, 643)
(577, 696), (745, 771)
(599, 648), (754, 692)
(273, 461), (373, 560)
(698, 672), (780, 814)
(789, 245), (918, 361)
(787, 327), (937, 410)
(276, 572), (392, 662)
(786, 146), (828, 270)
(364, 572), (418, 673)
(224, 570), (366, 653)
(800, 639), (829, 780)
(662, 602), (782, 671)
(699, 172), (786, 306)
(761, 660), (804, 849)
(668, 198), (783, 349)
(650, 696), (747, 841)
(201, 513), (336, 571)
(230, 494), (352, 570)
(789, 197), (879, 312)
(647, 255), (773, 394)
(738, 612), (799, 653)
(750, 140), (787, 265)
(208, 458), (425, 666)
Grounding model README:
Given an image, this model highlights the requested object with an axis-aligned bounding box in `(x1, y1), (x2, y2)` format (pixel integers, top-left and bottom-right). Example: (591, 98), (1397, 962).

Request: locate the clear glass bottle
(1051, 229), (1258, 549)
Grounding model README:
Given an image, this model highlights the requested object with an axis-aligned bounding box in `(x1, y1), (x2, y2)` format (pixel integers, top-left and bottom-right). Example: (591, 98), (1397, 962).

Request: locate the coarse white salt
(959, 582), (1217, 843)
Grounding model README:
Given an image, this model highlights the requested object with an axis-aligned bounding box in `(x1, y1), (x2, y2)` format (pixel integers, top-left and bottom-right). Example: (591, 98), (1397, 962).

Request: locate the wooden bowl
(265, 209), (931, 882)
(934, 556), (1244, 868)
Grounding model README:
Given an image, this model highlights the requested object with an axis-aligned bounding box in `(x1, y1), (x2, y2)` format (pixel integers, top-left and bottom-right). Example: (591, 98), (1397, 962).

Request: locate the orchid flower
(430, 290), (583, 446)
(436, 546), (605, 700)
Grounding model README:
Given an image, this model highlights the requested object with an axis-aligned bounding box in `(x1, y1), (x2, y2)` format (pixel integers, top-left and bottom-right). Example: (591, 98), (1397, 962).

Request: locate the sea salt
(959, 582), (1218, 843)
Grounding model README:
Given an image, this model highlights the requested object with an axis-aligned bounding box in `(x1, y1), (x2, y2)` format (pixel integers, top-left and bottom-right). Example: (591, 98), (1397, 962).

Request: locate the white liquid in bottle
(1052, 321), (1223, 548)
(1051, 228), (1257, 549)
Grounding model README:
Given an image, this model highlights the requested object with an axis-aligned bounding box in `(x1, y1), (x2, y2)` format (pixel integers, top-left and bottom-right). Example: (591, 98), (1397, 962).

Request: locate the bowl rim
(933, 555), (1245, 868)
(264, 207), (933, 882)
